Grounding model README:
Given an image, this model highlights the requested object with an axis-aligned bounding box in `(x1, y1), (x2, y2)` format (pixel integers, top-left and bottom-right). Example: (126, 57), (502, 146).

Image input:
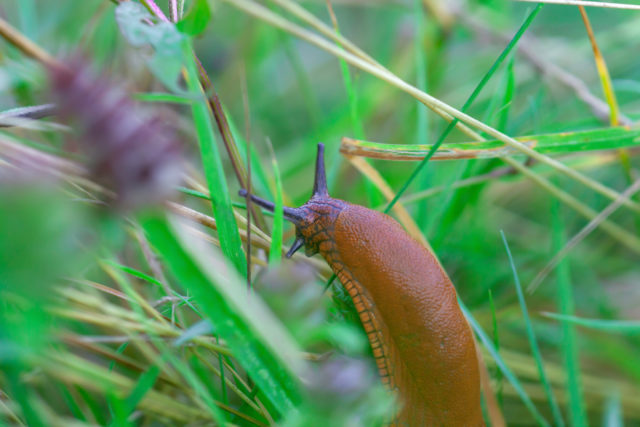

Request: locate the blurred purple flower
(49, 58), (182, 209)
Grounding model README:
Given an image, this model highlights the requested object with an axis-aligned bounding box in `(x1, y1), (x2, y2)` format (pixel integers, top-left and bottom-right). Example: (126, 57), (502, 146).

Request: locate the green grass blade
(268, 145), (284, 265)
(460, 300), (550, 427)
(342, 126), (640, 161)
(56, 383), (86, 421)
(177, 187), (212, 201)
(176, 0), (211, 36)
(182, 40), (247, 275)
(383, 4), (543, 213)
(133, 92), (194, 104)
(120, 365), (161, 422)
(105, 261), (166, 290)
(551, 200), (588, 427)
(106, 261), (199, 314)
(413, 0), (431, 231)
(488, 289), (504, 408)
(141, 213), (304, 418)
(106, 391), (130, 427)
(496, 56), (516, 132)
(542, 312), (640, 334)
(501, 231), (565, 426)
(215, 344), (228, 407)
(77, 386), (107, 425)
(338, 41), (364, 141)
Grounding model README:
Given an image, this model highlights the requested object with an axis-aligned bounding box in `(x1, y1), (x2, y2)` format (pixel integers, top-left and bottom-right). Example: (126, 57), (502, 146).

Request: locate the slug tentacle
(311, 142), (329, 198)
(239, 188), (305, 223)
(286, 237), (305, 258)
(239, 143), (344, 258)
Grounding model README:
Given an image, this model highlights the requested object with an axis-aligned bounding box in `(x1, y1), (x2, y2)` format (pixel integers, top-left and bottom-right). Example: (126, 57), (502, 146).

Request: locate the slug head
(240, 143), (345, 258)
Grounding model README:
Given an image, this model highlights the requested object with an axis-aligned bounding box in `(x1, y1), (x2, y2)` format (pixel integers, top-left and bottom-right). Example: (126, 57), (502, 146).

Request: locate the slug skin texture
(328, 202), (483, 426)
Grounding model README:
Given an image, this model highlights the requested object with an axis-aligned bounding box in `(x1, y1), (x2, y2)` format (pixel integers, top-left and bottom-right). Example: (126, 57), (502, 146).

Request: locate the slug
(241, 143), (483, 426)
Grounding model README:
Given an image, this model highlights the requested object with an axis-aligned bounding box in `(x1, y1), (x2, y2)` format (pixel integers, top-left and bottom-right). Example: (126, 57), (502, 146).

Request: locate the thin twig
(169, 0), (178, 22)
(140, 0), (171, 21)
(578, 6), (620, 126)
(504, 157), (640, 255)
(0, 17), (59, 67)
(131, 225), (186, 325)
(398, 164), (521, 206)
(0, 104), (58, 128)
(513, 0), (640, 10)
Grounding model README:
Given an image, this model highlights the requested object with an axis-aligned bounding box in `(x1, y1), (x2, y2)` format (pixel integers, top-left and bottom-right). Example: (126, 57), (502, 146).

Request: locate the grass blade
(488, 290), (503, 409)
(141, 213), (304, 418)
(182, 40), (247, 275)
(340, 127), (640, 161)
(578, 6), (620, 126)
(542, 313), (640, 334)
(551, 200), (588, 426)
(500, 231), (564, 426)
(383, 3), (543, 213)
(223, 0), (640, 214)
(460, 300), (550, 427)
(120, 365), (161, 422)
(266, 140), (284, 266)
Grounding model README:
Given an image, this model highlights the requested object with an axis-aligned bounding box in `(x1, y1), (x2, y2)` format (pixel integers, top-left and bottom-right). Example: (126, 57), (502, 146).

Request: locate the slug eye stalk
(239, 189), (304, 224)
(239, 143), (331, 258)
(311, 143), (329, 199)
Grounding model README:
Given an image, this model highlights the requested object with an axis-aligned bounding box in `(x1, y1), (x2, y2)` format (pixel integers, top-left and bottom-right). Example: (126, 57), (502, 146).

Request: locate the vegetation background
(0, 0), (639, 426)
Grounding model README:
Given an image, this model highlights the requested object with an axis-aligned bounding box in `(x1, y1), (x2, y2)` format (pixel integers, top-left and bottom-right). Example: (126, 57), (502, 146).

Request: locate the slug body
(243, 144), (483, 426)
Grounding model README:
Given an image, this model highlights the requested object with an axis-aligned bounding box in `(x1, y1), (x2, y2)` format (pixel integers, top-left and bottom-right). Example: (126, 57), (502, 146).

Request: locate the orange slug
(242, 143), (483, 426)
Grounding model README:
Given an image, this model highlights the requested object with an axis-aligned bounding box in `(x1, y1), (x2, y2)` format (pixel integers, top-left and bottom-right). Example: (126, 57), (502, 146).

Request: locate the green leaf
(176, 0), (211, 36)
(115, 3), (183, 50)
(115, 2), (186, 93)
